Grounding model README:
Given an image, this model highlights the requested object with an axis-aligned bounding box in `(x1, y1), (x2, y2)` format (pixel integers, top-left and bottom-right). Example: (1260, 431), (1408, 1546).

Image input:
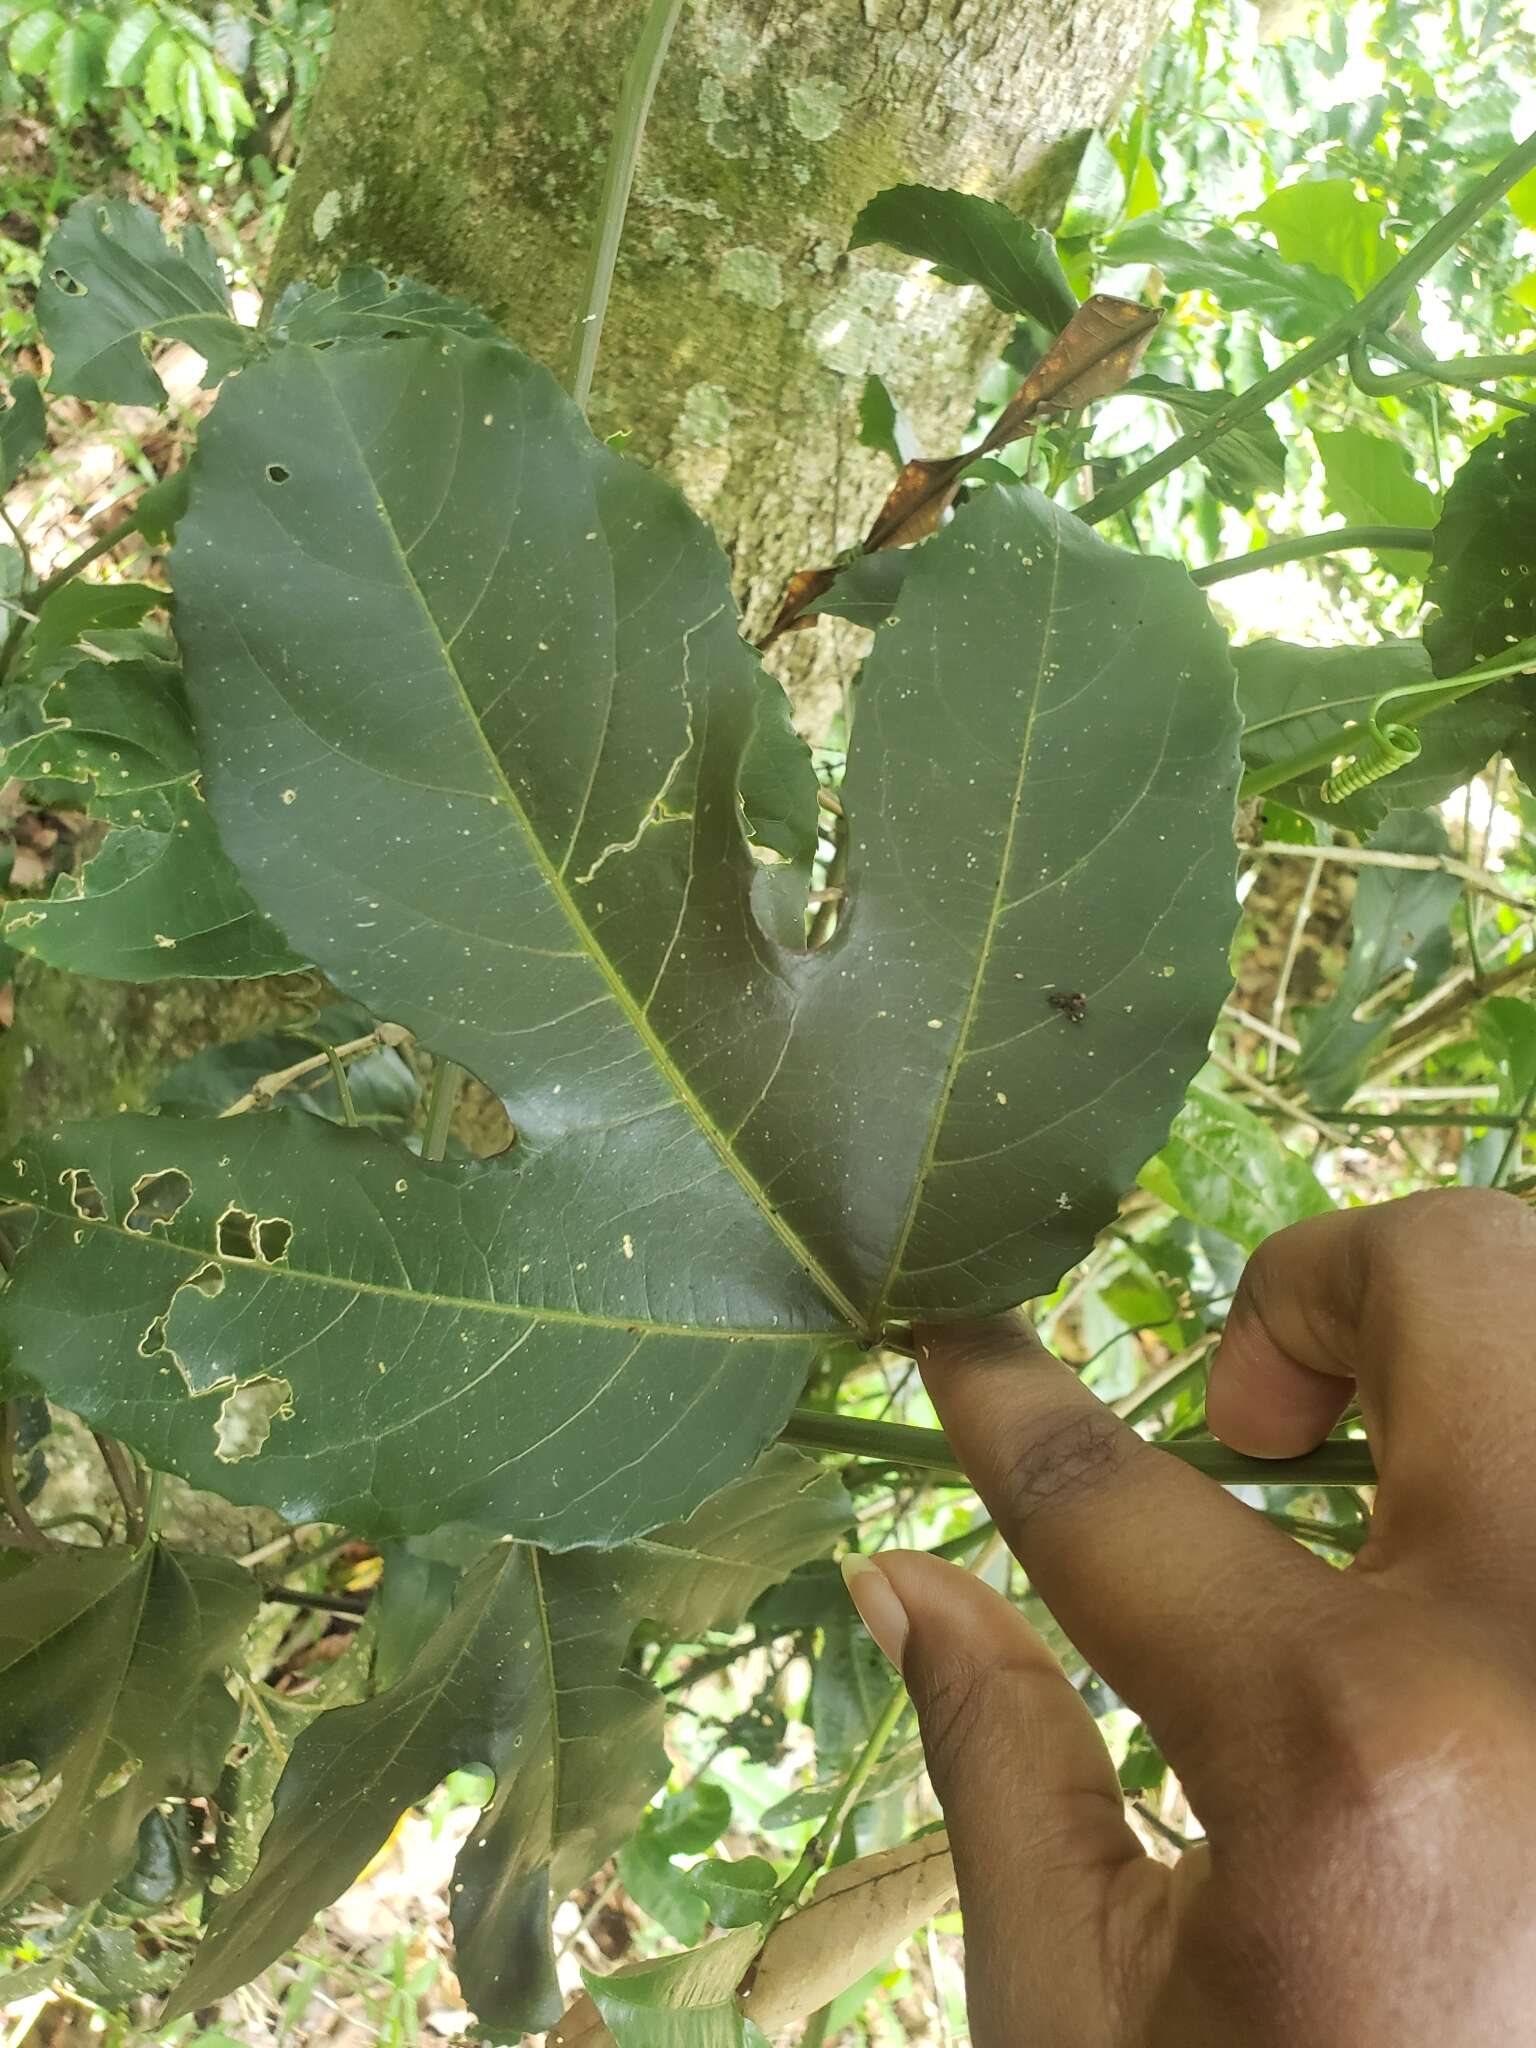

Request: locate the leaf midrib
(46, 1207), (827, 1342)
(870, 524), (1063, 1311)
(317, 356), (862, 1333)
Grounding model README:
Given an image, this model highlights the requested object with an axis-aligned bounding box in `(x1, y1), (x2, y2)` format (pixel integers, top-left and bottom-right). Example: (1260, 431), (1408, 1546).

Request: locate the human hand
(841, 1190), (1536, 2045)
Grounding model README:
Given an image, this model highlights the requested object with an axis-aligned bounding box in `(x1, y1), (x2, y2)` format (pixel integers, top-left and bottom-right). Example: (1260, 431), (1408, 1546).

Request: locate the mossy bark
(273, 0), (1170, 727)
(5, 0), (1168, 1135)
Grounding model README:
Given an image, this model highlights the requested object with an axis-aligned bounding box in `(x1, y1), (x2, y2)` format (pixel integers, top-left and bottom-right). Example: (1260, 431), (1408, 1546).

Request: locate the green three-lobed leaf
(3, 302), (1241, 1543)
(169, 333), (1239, 1323)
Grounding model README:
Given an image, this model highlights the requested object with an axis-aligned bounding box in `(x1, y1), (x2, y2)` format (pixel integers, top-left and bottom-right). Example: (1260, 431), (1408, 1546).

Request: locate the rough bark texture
(273, 0), (1170, 728)
(6, 0), (1168, 1143)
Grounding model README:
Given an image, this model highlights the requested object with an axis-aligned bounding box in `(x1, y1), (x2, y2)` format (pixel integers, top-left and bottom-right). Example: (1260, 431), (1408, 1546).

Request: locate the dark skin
(842, 1188), (1536, 2044)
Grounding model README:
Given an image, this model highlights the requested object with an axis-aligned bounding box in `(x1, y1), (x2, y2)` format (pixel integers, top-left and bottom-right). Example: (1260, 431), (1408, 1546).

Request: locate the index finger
(1206, 1187), (1536, 1572)
(915, 1312), (1337, 1823)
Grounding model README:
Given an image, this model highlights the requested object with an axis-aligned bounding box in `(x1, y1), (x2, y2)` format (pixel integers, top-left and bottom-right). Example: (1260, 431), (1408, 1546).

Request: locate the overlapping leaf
(0, 656), (303, 979)
(6, 310), (1239, 1538)
(155, 1001), (419, 1129)
(1292, 811), (1459, 1107)
(0, 1115), (836, 1542)
(268, 264), (503, 347)
(1106, 217), (1354, 341)
(582, 1926), (770, 2048)
(1248, 179), (1396, 297)
(1128, 374), (1286, 506)
(1236, 636), (1519, 829)
(0, 1544), (256, 1909)
(170, 1451), (846, 2034)
(37, 197), (252, 404)
(1, 374), (45, 490)
(850, 184), (1079, 333)
(1138, 1083), (1332, 1249)
(1315, 426), (1436, 571)
(1425, 414), (1536, 676)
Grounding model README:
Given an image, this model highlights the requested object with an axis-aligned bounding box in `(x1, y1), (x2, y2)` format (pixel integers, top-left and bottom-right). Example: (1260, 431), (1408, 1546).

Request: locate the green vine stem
(1493, 1068), (1536, 1184)
(0, 504), (150, 684)
(1350, 332), (1536, 415)
(765, 1679), (911, 1931)
(779, 1407), (1377, 1488)
(420, 1058), (462, 1163)
(566, 0), (686, 415)
(1, 1402), (53, 1551)
(1079, 127), (1536, 528)
(1240, 633), (1536, 800)
(1191, 525), (1431, 588)
(1256, 1108), (1519, 1129)
(324, 1045), (360, 1128)
(31, 505), (146, 603)
(93, 1431), (146, 1546)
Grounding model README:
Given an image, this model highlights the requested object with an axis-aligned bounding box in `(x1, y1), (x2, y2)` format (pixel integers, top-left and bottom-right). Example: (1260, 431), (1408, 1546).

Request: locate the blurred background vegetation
(2, 0), (1536, 2040)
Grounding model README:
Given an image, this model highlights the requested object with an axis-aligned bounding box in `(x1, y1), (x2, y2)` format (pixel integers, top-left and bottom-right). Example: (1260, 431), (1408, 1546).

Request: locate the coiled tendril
(1320, 720), (1423, 804)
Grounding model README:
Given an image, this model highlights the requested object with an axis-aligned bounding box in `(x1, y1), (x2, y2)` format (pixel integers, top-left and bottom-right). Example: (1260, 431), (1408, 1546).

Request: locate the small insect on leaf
(1048, 991), (1088, 1025)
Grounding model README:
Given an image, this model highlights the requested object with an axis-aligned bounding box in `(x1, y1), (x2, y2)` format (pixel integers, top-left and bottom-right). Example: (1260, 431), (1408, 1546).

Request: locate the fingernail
(841, 1553), (909, 1669)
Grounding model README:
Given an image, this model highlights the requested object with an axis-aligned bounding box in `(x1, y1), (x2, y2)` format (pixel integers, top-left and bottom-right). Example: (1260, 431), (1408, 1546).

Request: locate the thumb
(842, 1550), (1158, 2046)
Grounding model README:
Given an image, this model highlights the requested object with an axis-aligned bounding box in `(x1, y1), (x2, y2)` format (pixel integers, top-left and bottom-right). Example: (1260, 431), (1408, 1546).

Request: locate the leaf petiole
(765, 1678), (910, 1931)
(780, 1406), (1377, 1487)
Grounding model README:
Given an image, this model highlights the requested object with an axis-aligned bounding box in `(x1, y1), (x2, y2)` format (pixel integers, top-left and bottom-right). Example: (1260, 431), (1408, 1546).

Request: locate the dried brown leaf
(763, 565), (840, 644)
(547, 1831), (956, 2045)
(863, 456), (970, 553)
(763, 296), (1159, 643)
(986, 294), (1161, 448)
(742, 1831), (956, 2033)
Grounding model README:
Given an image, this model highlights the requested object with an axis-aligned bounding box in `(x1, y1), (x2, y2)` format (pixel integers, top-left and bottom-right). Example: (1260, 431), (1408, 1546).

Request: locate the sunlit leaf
(104, 5), (160, 85)
(46, 20), (100, 122)
(1138, 1084), (1332, 1249)
(1105, 217), (1353, 341)
(1249, 178), (1396, 296)
(7, 8), (66, 75)
(1315, 427), (1436, 571)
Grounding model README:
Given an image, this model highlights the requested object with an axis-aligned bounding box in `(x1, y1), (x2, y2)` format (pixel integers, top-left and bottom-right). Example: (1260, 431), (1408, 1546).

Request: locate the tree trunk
(273, 0), (1170, 727)
(8, 0), (1168, 1139)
